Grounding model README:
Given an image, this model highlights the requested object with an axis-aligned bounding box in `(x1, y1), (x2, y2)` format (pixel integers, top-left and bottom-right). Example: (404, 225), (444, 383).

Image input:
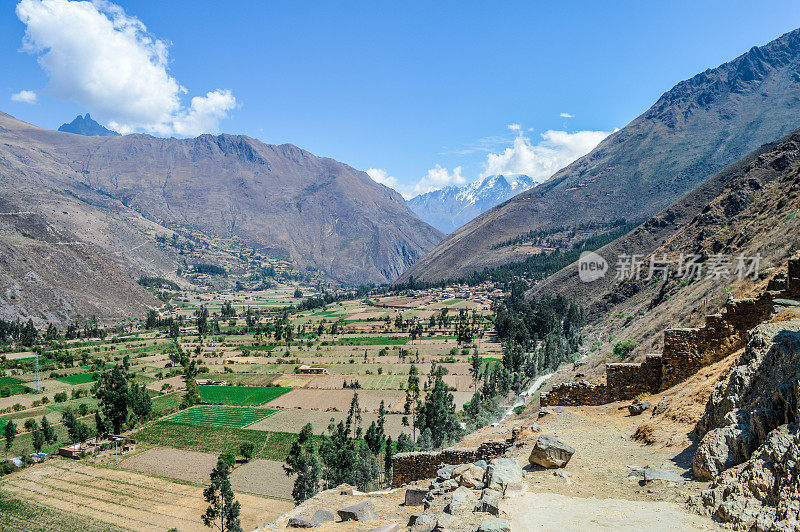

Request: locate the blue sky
(3, 1), (800, 198)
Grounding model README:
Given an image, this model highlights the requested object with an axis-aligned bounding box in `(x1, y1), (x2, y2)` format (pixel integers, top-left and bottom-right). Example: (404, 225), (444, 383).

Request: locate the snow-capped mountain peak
(407, 174), (537, 233)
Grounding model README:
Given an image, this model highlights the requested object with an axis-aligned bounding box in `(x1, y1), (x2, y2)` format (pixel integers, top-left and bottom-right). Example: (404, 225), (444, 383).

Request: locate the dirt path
(499, 403), (724, 530)
(507, 491), (721, 531)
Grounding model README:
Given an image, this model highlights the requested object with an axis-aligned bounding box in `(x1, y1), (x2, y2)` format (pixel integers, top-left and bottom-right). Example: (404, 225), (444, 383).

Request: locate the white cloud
(367, 168), (401, 189)
(16, 0), (236, 136)
(10, 90), (38, 104)
(480, 128), (610, 180)
(560, 112), (574, 118)
(368, 165), (465, 200)
(507, 123), (521, 132)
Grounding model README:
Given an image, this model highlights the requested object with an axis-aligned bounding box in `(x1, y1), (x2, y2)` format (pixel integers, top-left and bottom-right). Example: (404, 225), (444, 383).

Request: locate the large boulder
(404, 488), (429, 506)
(485, 458), (523, 494)
(477, 488), (502, 516)
(447, 486), (476, 515)
(528, 435), (575, 468)
(337, 501), (378, 522)
(452, 463), (485, 488)
(693, 424), (754, 480)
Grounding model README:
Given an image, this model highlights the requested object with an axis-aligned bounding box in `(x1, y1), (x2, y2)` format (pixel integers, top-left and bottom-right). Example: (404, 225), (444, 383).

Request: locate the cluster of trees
(137, 276), (180, 291)
(94, 363), (153, 434)
(0, 318), (39, 346)
(283, 393), (394, 503)
(194, 263), (228, 277)
(460, 288), (585, 431)
(401, 364), (463, 450)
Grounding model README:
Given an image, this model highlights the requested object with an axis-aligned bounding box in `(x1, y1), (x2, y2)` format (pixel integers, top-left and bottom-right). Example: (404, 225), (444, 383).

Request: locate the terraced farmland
(198, 385), (291, 406)
(0, 461), (292, 531)
(162, 405), (276, 428)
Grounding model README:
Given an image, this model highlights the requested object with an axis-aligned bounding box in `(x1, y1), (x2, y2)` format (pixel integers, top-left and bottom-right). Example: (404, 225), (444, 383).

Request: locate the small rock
(436, 513), (457, 529)
(287, 517), (315, 528)
(530, 422), (541, 432)
(628, 402), (651, 416)
(437, 464), (458, 480)
(442, 479), (458, 491)
(553, 470), (572, 483)
(643, 468), (686, 483)
(367, 525), (399, 532)
(310, 509), (334, 525)
(478, 518), (512, 532)
(337, 501), (378, 522)
(529, 435), (575, 468)
(473, 459), (488, 470)
(404, 488), (429, 506)
(485, 458), (524, 494)
(478, 488), (502, 516)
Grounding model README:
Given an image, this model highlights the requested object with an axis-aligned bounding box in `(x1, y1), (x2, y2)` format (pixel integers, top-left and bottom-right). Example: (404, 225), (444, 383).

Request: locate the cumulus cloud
(507, 123), (521, 132)
(560, 112), (574, 118)
(367, 168), (401, 189)
(10, 90), (38, 104)
(368, 165), (465, 200)
(480, 128), (610, 180)
(16, 0), (236, 136)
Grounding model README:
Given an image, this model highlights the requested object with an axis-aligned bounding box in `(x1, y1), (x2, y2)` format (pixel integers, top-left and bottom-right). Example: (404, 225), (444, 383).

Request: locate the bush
(240, 442), (255, 462)
(612, 339), (636, 359)
(54, 392), (68, 403)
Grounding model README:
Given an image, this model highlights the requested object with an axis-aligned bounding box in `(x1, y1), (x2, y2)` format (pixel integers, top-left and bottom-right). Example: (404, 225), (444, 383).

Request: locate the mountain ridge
(57, 113), (120, 136)
(407, 174), (537, 233)
(398, 27), (800, 283)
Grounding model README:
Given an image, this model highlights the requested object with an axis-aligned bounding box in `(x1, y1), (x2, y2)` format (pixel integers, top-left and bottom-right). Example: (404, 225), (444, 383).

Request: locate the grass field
(150, 392), (182, 416)
(162, 405), (276, 428)
(198, 385), (291, 406)
(54, 372), (97, 385)
(332, 336), (409, 346)
(0, 376), (28, 396)
(133, 422), (311, 461)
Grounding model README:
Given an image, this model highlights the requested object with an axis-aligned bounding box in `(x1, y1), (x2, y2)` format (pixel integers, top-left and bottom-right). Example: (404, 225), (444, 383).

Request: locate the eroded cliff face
(693, 316), (800, 529)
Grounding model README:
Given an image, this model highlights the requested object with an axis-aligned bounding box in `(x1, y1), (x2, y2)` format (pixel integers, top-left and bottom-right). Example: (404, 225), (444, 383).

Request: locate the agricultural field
(198, 385), (291, 405)
(0, 460), (292, 531)
(0, 282), (507, 529)
(162, 405), (277, 428)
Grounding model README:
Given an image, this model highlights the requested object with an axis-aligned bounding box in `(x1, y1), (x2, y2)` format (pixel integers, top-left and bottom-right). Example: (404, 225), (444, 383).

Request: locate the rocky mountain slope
(407, 174), (536, 233)
(531, 125), (800, 394)
(399, 27), (800, 282)
(0, 111), (443, 323)
(57, 114), (119, 136)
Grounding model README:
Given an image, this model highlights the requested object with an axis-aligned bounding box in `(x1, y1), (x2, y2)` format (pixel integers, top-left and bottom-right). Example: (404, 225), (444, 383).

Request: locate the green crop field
(332, 336), (408, 346)
(0, 376), (28, 396)
(162, 405), (276, 428)
(198, 385), (291, 406)
(54, 372), (98, 385)
(132, 422), (314, 461)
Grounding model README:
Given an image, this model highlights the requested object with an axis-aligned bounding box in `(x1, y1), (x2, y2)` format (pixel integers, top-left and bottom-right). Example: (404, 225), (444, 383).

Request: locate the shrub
(612, 339), (636, 359)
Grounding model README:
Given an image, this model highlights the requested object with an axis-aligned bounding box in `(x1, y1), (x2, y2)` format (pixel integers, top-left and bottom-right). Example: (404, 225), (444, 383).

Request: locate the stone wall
(539, 381), (607, 407)
(391, 440), (511, 488)
(606, 354), (663, 401)
(541, 259), (800, 407)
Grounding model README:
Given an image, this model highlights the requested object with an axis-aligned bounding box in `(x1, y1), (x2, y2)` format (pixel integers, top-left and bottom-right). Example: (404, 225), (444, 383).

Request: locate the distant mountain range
(398, 27), (800, 283)
(58, 114), (120, 136)
(0, 111), (442, 323)
(407, 174), (537, 233)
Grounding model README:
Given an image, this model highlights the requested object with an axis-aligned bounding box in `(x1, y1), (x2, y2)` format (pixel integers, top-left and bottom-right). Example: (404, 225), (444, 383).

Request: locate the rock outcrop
(692, 319), (800, 529)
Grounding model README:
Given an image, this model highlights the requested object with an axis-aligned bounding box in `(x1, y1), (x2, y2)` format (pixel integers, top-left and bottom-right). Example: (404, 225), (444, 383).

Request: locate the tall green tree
(402, 364), (420, 441)
(283, 423), (321, 504)
(202, 458), (242, 532)
(40, 416), (56, 443)
(416, 368), (463, 449)
(4, 419), (16, 458)
(96, 366), (130, 433)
